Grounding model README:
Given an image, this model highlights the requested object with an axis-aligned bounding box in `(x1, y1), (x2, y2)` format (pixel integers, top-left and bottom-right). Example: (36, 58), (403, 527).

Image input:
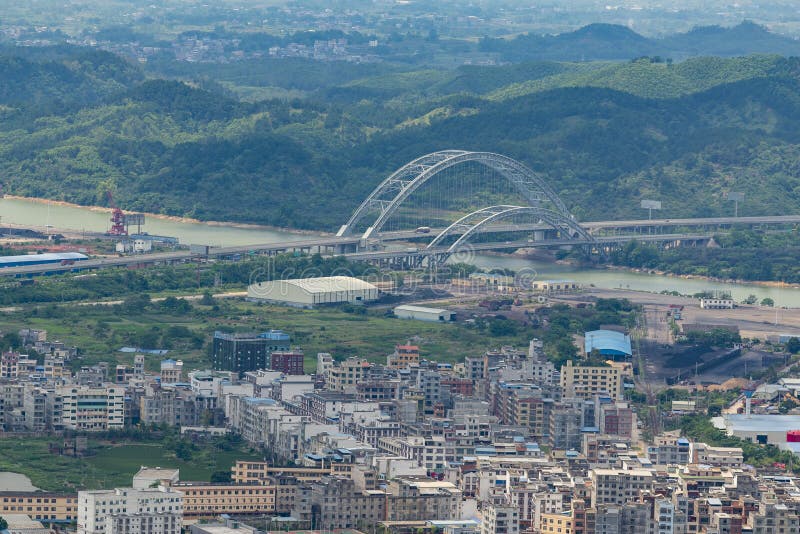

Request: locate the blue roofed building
(0, 252), (88, 268)
(584, 329), (632, 359)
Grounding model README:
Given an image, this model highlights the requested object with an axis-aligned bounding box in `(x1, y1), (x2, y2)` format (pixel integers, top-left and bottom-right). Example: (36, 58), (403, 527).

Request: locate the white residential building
(57, 386), (125, 431)
(77, 486), (183, 534)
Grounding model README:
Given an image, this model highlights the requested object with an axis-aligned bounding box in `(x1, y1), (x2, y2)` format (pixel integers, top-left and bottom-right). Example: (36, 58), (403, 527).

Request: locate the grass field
(0, 437), (262, 492)
(1, 296), (529, 372)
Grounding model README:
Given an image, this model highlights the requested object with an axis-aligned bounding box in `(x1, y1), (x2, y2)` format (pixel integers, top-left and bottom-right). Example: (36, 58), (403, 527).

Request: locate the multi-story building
(270, 350), (305, 375)
(482, 501), (521, 534)
(692, 443), (744, 468)
(560, 360), (623, 400)
(648, 433), (691, 465)
(231, 461), (350, 484)
(747, 501), (800, 533)
(23, 387), (57, 432)
(160, 359), (183, 383)
(77, 486), (183, 534)
(57, 386), (124, 431)
(44, 356), (68, 380)
(541, 512), (573, 534)
(139, 386), (199, 427)
(388, 344), (420, 369)
(296, 477), (386, 530)
(211, 330), (290, 374)
(513, 395), (554, 444)
(590, 469), (655, 507)
(549, 400), (583, 451)
(299, 391), (378, 424)
(0, 492), (78, 522)
(1, 352), (19, 379)
(599, 402), (637, 439)
(175, 481), (277, 519)
(387, 477), (462, 521)
(357, 379), (401, 401)
(327, 357), (370, 394)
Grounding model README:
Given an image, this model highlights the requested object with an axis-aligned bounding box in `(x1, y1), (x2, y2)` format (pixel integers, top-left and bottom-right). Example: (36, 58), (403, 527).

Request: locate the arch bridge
(337, 150), (594, 264)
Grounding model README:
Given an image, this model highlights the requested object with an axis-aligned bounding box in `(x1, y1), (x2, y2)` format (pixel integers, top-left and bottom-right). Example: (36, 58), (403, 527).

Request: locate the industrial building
(700, 297), (735, 309)
(584, 329), (632, 358)
(212, 330), (290, 374)
(394, 305), (456, 322)
(715, 413), (800, 453)
(0, 252), (88, 268)
(247, 276), (379, 308)
(530, 279), (582, 292)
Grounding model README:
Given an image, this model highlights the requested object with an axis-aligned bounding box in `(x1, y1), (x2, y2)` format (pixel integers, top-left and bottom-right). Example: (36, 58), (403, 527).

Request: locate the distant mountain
(480, 23), (660, 62)
(481, 21), (800, 62)
(0, 45), (142, 114)
(5, 43), (800, 229)
(663, 21), (800, 58)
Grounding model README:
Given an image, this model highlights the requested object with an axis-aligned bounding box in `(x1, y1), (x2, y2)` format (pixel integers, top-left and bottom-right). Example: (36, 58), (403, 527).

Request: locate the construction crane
(105, 191), (127, 237)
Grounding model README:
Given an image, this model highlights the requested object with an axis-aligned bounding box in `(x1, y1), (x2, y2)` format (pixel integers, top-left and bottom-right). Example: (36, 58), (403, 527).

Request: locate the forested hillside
(3, 45), (800, 229)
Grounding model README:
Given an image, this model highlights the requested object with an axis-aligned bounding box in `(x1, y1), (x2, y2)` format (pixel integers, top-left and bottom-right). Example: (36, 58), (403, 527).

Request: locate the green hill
(3, 44), (800, 230)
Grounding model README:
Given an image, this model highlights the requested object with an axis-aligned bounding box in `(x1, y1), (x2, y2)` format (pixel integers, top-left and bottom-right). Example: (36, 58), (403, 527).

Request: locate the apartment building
(231, 460), (351, 484)
(590, 468), (655, 507)
(160, 359), (184, 383)
(541, 512), (573, 534)
(482, 502), (521, 534)
(57, 386), (125, 431)
(648, 433), (691, 465)
(387, 477), (463, 522)
(560, 360), (623, 400)
(388, 344), (420, 369)
(327, 357), (371, 394)
(77, 486), (183, 534)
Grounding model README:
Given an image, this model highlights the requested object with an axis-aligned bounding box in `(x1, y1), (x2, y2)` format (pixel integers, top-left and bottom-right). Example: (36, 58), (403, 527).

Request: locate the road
(2, 214), (799, 277)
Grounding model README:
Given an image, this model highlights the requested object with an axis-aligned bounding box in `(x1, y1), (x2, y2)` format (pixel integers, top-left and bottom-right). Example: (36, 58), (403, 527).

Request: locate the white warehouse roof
(248, 276), (379, 307)
(280, 276), (378, 293)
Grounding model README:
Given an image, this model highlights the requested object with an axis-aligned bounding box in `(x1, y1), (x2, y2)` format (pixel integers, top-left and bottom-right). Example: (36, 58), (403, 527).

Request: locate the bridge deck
(0, 216), (796, 277)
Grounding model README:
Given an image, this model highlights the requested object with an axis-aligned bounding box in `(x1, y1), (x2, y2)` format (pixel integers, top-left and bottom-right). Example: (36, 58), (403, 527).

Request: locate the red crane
(105, 191), (127, 236)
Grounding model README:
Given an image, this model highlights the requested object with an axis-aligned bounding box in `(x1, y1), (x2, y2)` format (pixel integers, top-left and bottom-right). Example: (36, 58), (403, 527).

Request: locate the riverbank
(598, 263), (800, 291)
(3, 195), (325, 237)
(515, 250), (800, 290)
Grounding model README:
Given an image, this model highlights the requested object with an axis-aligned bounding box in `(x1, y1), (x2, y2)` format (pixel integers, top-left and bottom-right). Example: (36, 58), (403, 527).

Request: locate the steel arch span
(337, 150), (571, 239)
(426, 205), (594, 257)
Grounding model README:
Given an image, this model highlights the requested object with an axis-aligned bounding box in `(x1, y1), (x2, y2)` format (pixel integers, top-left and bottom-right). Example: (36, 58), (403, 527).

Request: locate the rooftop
(584, 329), (632, 356)
(0, 252), (88, 265)
(276, 276), (377, 294)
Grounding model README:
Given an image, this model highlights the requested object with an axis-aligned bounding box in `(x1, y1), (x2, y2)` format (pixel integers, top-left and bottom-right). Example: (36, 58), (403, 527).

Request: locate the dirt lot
(556, 287), (800, 341)
(554, 287), (800, 389)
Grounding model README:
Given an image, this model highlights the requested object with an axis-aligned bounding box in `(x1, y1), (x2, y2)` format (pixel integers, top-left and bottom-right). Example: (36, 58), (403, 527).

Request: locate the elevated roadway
(1, 215), (798, 277)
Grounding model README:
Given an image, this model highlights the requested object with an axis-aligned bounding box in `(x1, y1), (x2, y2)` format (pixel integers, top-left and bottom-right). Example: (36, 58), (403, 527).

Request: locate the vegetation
(608, 230), (800, 283)
(0, 429), (262, 492)
(536, 299), (637, 367)
(3, 44), (800, 237)
(681, 414), (800, 472)
(0, 253), (378, 305)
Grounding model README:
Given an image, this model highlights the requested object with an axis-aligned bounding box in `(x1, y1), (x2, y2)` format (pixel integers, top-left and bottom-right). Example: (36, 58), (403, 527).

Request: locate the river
(3, 197), (800, 307)
(0, 197), (305, 247)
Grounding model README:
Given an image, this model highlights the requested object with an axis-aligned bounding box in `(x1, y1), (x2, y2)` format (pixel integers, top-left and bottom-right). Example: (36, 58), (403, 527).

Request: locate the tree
(786, 337), (800, 354)
(0, 516), (7, 530)
(742, 294), (757, 305)
(761, 297), (775, 307)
